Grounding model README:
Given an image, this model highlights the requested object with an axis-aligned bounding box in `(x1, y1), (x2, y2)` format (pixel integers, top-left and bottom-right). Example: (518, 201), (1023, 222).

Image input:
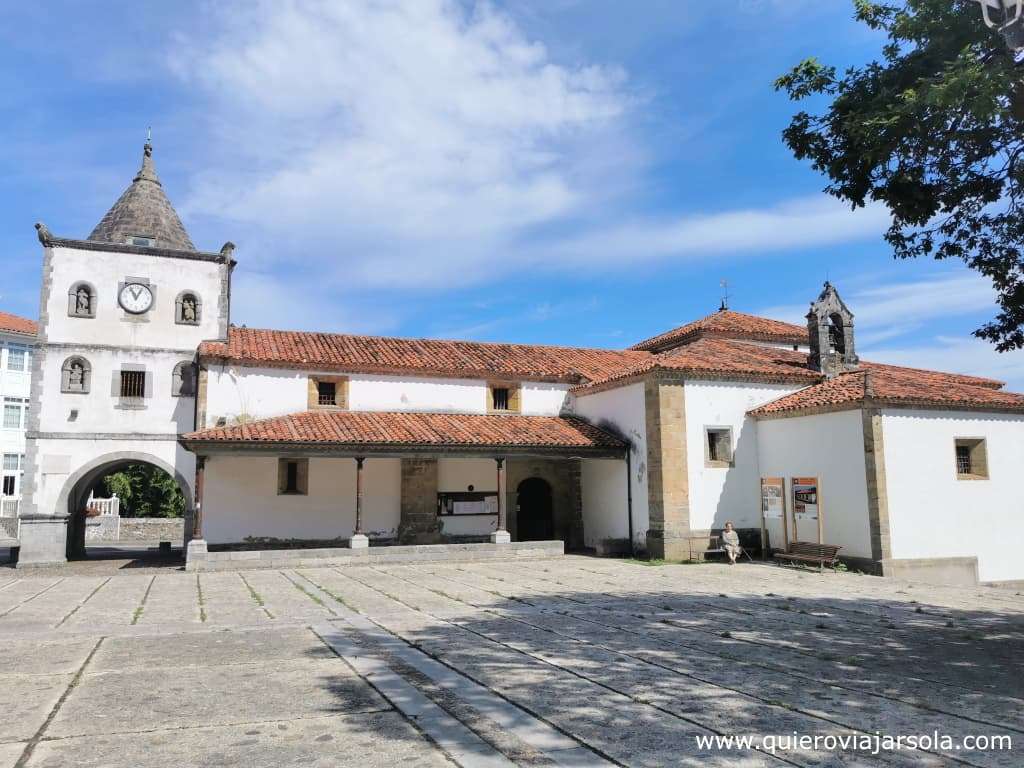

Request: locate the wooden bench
(774, 541), (842, 571)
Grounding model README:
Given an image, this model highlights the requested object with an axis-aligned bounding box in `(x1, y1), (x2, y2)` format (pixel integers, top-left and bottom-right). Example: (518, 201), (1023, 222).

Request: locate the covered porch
(178, 410), (627, 568)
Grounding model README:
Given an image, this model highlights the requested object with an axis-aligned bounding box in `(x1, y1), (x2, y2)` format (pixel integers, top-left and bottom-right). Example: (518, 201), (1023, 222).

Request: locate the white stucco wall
(44, 245), (224, 348)
(202, 455), (400, 544)
(574, 382), (647, 549)
(684, 380), (798, 533)
(204, 365), (570, 427)
(880, 409), (1024, 583)
(755, 409), (873, 558)
(38, 348), (195, 435)
(580, 458), (631, 551)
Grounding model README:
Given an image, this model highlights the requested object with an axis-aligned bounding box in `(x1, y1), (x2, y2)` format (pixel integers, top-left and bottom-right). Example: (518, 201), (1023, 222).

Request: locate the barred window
(120, 370), (146, 399)
(317, 381), (337, 406)
(487, 382), (520, 413)
(955, 438), (988, 480)
(492, 387), (509, 411)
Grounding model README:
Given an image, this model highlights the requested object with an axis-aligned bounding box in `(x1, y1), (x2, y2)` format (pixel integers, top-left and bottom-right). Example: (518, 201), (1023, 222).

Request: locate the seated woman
(721, 521), (741, 565)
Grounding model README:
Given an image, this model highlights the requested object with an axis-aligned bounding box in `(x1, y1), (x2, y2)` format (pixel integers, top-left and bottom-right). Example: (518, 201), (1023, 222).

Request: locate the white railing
(0, 498), (18, 518)
(86, 494), (120, 517)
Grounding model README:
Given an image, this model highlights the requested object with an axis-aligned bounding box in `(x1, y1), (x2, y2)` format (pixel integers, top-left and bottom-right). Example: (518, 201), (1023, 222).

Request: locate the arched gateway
(59, 452), (193, 558)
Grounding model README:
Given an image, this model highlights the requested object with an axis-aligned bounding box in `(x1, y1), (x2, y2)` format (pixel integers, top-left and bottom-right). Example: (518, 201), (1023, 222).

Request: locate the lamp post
(972, 0), (1024, 58)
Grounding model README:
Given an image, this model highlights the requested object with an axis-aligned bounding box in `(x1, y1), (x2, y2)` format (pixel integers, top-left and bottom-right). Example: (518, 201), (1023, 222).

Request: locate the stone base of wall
(16, 515), (68, 567)
(882, 556), (979, 586)
(85, 517), (184, 544)
(187, 540), (564, 572)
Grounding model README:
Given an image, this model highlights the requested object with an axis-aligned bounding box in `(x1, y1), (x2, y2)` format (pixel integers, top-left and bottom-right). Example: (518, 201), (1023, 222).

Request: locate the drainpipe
(625, 448), (635, 558)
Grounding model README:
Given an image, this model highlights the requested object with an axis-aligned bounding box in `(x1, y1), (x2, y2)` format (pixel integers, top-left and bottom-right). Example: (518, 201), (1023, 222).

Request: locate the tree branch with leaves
(776, 0), (1024, 350)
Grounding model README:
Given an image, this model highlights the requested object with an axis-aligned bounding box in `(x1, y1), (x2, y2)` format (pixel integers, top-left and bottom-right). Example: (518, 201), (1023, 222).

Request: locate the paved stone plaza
(0, 557), (1020, 767)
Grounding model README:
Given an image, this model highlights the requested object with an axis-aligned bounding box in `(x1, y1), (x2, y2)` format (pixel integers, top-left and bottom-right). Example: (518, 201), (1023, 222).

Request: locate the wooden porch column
(350, 457), (369, 549)
(491, 457), (510, 544)
(192, 456), (207, 540)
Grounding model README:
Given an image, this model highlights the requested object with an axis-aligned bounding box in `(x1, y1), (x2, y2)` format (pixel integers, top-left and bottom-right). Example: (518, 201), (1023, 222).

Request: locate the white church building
(16, 141), (1024, 587)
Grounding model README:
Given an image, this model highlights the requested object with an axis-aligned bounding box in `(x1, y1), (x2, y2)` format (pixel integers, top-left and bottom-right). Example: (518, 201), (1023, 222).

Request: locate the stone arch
(174, 290), (202, 325)
(60, 355), (92, 394)
(58, 451), (193, 558)
(67, 281), (97, 318)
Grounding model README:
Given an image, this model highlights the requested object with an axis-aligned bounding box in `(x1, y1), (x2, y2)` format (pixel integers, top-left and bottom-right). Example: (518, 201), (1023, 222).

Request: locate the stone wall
(85, 517), (183, 543)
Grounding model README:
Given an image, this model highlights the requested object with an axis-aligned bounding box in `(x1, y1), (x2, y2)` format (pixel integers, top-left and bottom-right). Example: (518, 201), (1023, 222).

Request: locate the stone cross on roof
(87, 139), (196, 251)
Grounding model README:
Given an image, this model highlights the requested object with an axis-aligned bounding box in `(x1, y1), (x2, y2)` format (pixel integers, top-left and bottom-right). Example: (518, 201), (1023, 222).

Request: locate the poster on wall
(760, 478), (784, 519)
(791, 477), (819, 520)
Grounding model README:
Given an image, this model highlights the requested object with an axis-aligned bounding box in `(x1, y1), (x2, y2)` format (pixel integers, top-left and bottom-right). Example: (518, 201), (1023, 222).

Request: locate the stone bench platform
(186, 540), (564, 572)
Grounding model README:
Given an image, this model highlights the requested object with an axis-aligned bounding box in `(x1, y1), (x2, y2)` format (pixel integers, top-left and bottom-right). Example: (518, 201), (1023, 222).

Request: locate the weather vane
(719, 279), (730, 311)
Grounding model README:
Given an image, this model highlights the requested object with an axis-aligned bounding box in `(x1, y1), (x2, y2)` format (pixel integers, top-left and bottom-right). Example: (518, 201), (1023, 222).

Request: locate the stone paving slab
(27, 712), (454, 768)
(49, 657), (388, 737)
(0, 673), (74, 744)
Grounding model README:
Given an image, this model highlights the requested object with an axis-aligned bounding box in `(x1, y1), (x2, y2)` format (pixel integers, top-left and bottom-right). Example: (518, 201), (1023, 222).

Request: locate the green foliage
(776, 0), (1024, 350)
(101, 464), (185, 518)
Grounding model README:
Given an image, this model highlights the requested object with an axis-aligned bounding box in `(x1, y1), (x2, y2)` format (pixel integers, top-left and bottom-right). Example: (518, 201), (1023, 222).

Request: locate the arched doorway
(516, 477), (553, 541)
(59, 452), (192, 559)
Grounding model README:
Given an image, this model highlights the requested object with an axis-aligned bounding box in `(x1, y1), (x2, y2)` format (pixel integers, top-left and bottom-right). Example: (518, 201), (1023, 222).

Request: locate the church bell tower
(806, 282), (858, 378)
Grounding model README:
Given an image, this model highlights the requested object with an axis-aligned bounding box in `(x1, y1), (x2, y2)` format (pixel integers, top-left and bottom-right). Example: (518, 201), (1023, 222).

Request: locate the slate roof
(630, 309), (807, 352)
(749, 365), (1024, 418)
(0, 310), (37, 338)
(198, 327), (651, 384)
(180, 411), (626, 453)
(88, 142), (195, 251)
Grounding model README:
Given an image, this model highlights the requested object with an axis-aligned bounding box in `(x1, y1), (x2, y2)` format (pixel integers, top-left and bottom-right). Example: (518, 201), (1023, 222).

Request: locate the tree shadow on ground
(302, 562), (1024, 766)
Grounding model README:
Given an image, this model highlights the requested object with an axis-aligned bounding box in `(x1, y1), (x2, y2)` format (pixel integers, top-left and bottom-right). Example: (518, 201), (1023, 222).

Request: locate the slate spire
(88, 138), (196, 251)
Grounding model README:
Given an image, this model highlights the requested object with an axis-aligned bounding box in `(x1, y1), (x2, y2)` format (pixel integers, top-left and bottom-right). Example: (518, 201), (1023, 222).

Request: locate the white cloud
(170, 0), (889, 296)
(534, 196), (891, 268)
(172, 0), (631, 286)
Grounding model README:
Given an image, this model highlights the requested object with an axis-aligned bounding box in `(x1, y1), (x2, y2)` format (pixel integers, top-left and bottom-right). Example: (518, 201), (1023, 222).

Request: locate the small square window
(705, 427), (733, 467)
(129, 235), (155, 247)
(277, 458), (309, 495)
(488, 383), (520, 413)
(954, 438), (988, 480)
(308, 377), (347, 409)
(120, 370), (146, 399)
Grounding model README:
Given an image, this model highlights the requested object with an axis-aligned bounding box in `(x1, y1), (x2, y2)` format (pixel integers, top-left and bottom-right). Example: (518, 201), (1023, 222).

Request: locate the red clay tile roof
(749, 366), (1024, 418)
(630, 309), (807, 352)
(575, 338), (823, 393)
(181, 411), (626, 453)
(198, 327), (650, 384)
(0, 311), (37, 337)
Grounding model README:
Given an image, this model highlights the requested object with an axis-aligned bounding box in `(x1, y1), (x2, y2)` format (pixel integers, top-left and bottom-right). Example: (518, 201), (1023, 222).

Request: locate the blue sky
(2, 0), (1022, 389)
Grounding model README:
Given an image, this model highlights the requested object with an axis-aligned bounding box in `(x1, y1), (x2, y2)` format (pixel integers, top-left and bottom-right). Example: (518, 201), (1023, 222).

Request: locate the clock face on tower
(118, 282), (154, 314)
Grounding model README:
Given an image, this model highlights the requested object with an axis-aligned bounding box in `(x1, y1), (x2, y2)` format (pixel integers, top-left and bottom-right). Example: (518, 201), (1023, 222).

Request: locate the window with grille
(2, 398), (27, 430)
(308, 376), (347, 409)
(492, 387), (509, 411)
(488, 383), (519, 413)
(954, 438), (988, 480)
(120, 370), (146, 399)
(705, 427), (733, 467)
(317, 381), (337, 406)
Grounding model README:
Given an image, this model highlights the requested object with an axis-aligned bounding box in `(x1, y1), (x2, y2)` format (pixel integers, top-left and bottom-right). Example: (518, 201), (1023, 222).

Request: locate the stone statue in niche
(181, 296), (197, 323)
(68, 361), (85, 392)
(75, 286), (91, 316)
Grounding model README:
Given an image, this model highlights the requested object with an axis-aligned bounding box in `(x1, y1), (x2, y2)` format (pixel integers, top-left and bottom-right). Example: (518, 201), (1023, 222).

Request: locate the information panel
(791, 477), (819, 520)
